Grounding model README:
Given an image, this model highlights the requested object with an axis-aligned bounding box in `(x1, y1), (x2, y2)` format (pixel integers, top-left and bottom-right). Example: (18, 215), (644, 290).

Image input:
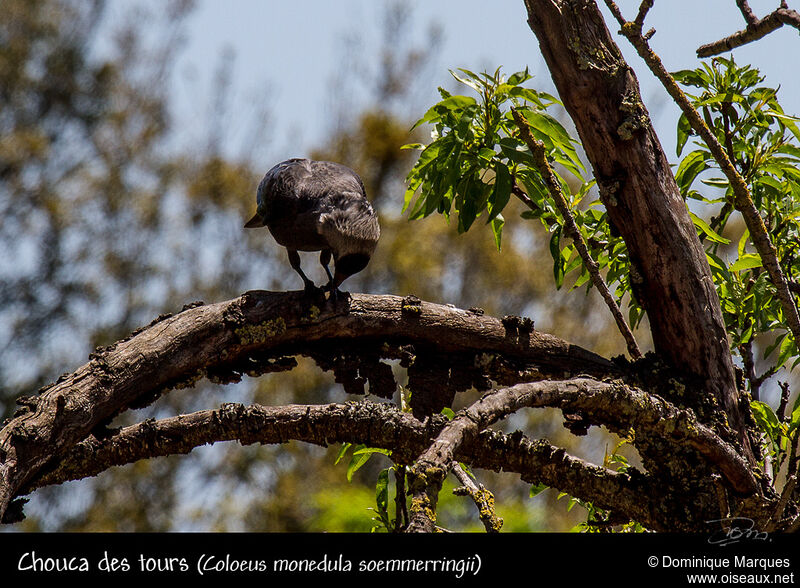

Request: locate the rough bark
(14, 399), (665, 530)
(0, 290), (616, 521)
(406, 376), (760, 533)
(522, 0), (751, 457)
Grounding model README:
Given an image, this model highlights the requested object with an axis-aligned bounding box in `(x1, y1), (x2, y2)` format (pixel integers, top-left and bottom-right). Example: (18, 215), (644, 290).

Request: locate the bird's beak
(244, 212), (266, 228)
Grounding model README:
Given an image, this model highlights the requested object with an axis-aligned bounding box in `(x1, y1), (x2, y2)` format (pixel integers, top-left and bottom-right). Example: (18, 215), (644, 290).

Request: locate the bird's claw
(322, 281), (341, 303)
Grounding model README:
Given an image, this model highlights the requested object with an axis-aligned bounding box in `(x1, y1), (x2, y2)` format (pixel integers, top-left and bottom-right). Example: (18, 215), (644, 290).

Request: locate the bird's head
(332, 252), (372, 288)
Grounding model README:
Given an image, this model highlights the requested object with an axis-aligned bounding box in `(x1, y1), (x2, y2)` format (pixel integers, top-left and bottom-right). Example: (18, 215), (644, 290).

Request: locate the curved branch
(0, 290), (617, 521)
(406, 376), (758, 532)
(18, 399), (660, 528)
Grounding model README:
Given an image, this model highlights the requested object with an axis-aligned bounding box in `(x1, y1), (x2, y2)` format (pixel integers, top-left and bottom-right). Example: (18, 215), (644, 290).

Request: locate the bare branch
(635, 0), (654, 27)
(510, 106), (642, 360)
(407, 376), (758, 531)
(451, 464), (503, 533)
(697, 6), (800, 58)
(21, 402), (438, 493)
(18, 398), (662, 528)
(737, 0), (759, 25)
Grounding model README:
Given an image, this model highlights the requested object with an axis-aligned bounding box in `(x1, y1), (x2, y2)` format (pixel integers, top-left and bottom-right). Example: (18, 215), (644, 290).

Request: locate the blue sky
(170, 0), (799, 164)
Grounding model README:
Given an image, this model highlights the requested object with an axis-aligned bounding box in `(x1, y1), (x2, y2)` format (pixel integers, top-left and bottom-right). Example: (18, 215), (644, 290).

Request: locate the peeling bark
(0, 290), (616, 521)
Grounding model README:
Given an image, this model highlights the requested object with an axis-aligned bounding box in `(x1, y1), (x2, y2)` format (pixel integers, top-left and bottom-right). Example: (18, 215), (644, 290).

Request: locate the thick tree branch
(406, 377), (757, 533)
(19, 399), (663, 529)
(523, 0), (752, 458)
(697, 5), (800, 58)
(0, 290), (617, 521)
(606, 0), (800, 362)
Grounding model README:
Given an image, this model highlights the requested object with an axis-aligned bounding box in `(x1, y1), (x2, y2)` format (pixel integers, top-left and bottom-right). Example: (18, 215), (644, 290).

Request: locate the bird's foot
(322, 281), (342, 303)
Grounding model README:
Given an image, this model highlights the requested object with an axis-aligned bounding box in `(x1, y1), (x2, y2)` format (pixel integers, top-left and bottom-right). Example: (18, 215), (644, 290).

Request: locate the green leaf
(478, 147), (496, 162)
(529, 483), (548, 497)
(777, 333), (797, 368)
(788, 395), (800, 433)
(488, 161), (512, 221)
(675, 149), (711, 193)
(499, 137), (535, 166)
(690, 211), (730, 244)
(751, 400), (780, 443)
(490, 214), (504, 250)
(352, 446), (391, 456)
(737, 227), (750, 258)
(449, 69), (482, 93)
(676, 113), (692, 156)
(335, 443), (352, 465)
(410, 95), (477, 130)
(729, 253), (763, 272)
(549, 225), (565, 288)
(347, 444), (377, 481)
(507, 67), (532, 86)
(375, 468), (390, 518)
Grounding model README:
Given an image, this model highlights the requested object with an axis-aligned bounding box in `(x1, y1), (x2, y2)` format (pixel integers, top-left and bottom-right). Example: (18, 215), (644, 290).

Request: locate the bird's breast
(268, 212), (328, 251)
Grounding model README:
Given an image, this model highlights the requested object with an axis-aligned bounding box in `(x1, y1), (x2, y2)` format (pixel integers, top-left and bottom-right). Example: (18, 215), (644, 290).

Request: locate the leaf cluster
(403, 67), (642, 324)
(750, 397), (800, 479)
(673, 57), (800, 371)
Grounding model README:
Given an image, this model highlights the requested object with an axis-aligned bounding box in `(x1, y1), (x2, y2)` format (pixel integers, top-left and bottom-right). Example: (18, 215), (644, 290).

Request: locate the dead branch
(0, 290), (617, 522)
(697, 5), (800, 58)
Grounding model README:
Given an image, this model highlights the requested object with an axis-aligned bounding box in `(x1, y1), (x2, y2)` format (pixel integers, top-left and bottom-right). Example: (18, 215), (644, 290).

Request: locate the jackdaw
(244, 158), (380, 294)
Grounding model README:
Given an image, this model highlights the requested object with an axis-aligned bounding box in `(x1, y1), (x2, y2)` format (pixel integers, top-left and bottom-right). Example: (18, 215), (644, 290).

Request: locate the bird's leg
(319, 249), (335, 286)
(319, 249), (340, 302)
(287, 249), (317, 292)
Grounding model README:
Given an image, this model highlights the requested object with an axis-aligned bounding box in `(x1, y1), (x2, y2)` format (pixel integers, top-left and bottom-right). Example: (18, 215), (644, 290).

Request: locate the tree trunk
(523, 0), (752, 457)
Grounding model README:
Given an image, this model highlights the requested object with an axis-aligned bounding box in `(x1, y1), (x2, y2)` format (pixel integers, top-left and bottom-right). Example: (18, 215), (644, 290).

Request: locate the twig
(737, 0), (759, 25)
(510, 107), (643, 360)
(770, 475), (797, 528)
(394, 465), (408, 531)
(635, 0), (654, 26)
(777, 381), (792, 423)
(606, 0), (800, 367)
(451, 463), (503, 533)
(712, 473), (731, 520)
(697, 5), (800, 58)
(739, 341), (780, 401)
(787, 409), (800, 481)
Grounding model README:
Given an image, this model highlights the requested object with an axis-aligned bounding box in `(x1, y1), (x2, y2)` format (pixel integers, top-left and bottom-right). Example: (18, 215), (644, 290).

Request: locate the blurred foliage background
(1, 0), (655, 532)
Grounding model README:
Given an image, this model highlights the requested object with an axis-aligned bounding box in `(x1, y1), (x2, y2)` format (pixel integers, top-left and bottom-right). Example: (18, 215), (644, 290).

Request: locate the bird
(244, 158), (380, 295)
